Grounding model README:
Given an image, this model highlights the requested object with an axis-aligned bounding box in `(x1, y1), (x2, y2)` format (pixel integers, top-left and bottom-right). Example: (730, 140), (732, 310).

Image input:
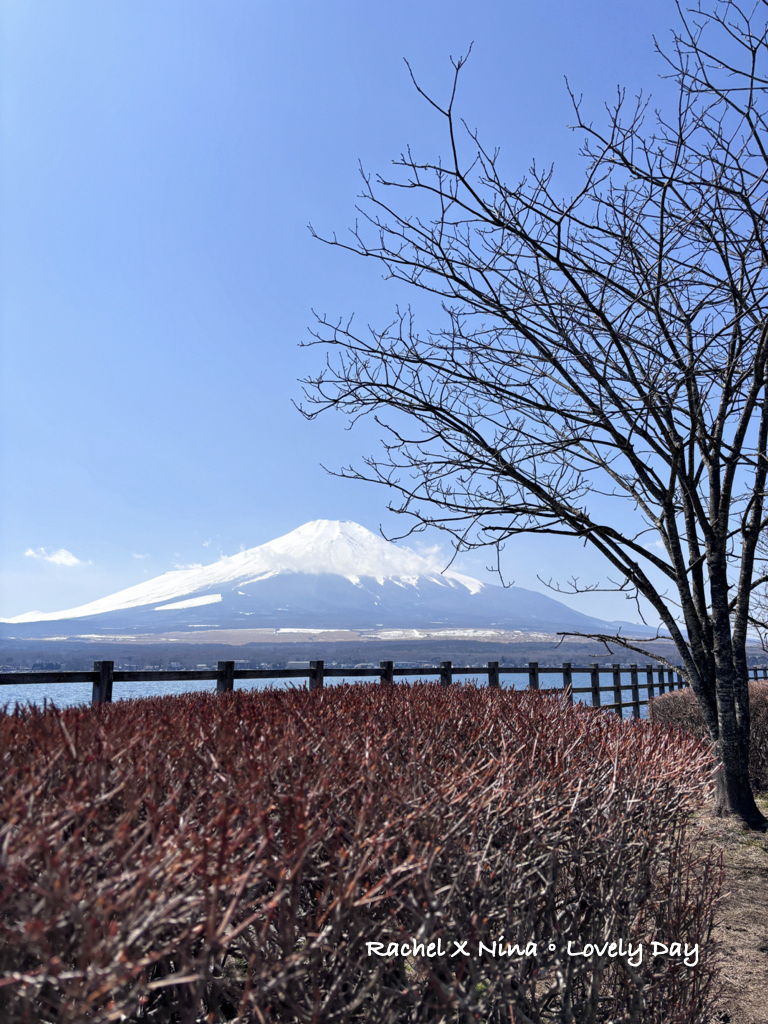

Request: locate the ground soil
(689, 793), (768, 1024)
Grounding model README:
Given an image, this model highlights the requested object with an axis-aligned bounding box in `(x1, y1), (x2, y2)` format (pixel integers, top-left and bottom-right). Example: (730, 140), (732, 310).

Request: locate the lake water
(0, 671), (651, 718)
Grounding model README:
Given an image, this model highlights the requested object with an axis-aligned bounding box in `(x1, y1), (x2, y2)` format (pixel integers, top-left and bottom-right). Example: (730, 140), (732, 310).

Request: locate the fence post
(658, 666), (666, 695)
(440, 661), (452, 687)
(380, 660), (394, 685)
(488, 661), (500, 689)
(612, 664), (623, 717)
(92, 661), (114, 705)
(309, 660), (325, 691)
(646, 664), (655, 701)
(590, 663), (601, 708)
(562, 663), (573, 705)
(528, 661), (540, 691)
(666, 668), (674, 690)
(217, 661), (235, 694)
(630, 665), (640, 719)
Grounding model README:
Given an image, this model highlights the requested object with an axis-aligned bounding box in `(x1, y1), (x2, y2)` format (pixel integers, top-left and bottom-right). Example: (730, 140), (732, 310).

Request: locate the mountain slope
(0, 520), (656, 638)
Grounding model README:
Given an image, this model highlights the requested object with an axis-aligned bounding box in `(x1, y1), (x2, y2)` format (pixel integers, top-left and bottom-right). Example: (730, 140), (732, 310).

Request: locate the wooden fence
(4, 658), (767, 717)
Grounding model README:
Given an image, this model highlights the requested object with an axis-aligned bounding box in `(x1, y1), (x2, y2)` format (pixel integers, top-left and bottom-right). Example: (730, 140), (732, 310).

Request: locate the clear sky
(1, 0), (681, 623)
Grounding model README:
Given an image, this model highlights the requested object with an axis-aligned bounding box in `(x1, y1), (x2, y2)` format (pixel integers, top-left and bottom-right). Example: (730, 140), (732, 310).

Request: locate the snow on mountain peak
(217, 520), (483, 591)
(230, 520), (460, 582)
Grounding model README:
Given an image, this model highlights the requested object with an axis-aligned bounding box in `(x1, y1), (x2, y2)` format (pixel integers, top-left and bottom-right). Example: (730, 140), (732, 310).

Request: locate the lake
(0, 671), (651, 718)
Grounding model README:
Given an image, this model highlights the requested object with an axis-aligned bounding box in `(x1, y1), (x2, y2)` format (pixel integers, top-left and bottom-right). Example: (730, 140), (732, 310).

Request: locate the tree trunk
(707, 581), (767, 829)
(712, 758), (766, 827)
(712, 701), (767, 829)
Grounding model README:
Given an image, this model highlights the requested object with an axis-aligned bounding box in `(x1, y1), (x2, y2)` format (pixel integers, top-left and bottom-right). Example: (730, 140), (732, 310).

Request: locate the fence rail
(4, 659), (768, 717)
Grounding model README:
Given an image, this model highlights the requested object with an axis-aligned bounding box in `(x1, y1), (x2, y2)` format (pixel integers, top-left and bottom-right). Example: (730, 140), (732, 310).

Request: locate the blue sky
(1, 0), (681, 622)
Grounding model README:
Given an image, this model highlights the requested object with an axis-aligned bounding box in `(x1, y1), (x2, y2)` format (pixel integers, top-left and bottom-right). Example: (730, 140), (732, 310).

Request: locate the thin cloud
(409, 541), (448, 569)
(174, 562), (203, 570)
(25, 547), (84, 567)
(411, 542), (444, 560)
(644, 540), (667, 551)
(132, 553), (149, 559)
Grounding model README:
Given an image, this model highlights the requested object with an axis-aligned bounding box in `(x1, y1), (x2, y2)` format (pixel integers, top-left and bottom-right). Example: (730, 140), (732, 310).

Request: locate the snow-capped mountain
(0, 520), (652, 638)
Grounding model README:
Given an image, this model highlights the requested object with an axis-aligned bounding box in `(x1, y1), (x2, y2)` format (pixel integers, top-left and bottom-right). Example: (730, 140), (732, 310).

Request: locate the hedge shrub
(650, 680), (768, 792)
(1, 684), (723, 1023)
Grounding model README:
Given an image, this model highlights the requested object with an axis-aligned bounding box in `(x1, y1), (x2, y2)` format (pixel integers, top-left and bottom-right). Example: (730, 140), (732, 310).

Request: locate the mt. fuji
(1, 520), (652, 639)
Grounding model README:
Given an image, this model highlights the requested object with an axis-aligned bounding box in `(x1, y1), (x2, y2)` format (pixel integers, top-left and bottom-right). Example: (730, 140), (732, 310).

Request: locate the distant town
(4, 636), (768, 677)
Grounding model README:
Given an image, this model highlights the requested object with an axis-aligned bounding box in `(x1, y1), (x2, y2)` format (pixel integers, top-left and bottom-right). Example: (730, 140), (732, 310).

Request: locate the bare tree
(299, 1), (768, 828)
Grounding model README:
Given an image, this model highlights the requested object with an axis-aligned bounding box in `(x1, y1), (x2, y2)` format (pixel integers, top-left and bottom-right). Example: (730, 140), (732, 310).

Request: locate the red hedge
(1, 684), (723, 1023)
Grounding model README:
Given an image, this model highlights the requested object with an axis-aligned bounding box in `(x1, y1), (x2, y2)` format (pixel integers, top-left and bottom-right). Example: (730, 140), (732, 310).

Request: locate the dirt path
(691, 796), (768, 1024)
